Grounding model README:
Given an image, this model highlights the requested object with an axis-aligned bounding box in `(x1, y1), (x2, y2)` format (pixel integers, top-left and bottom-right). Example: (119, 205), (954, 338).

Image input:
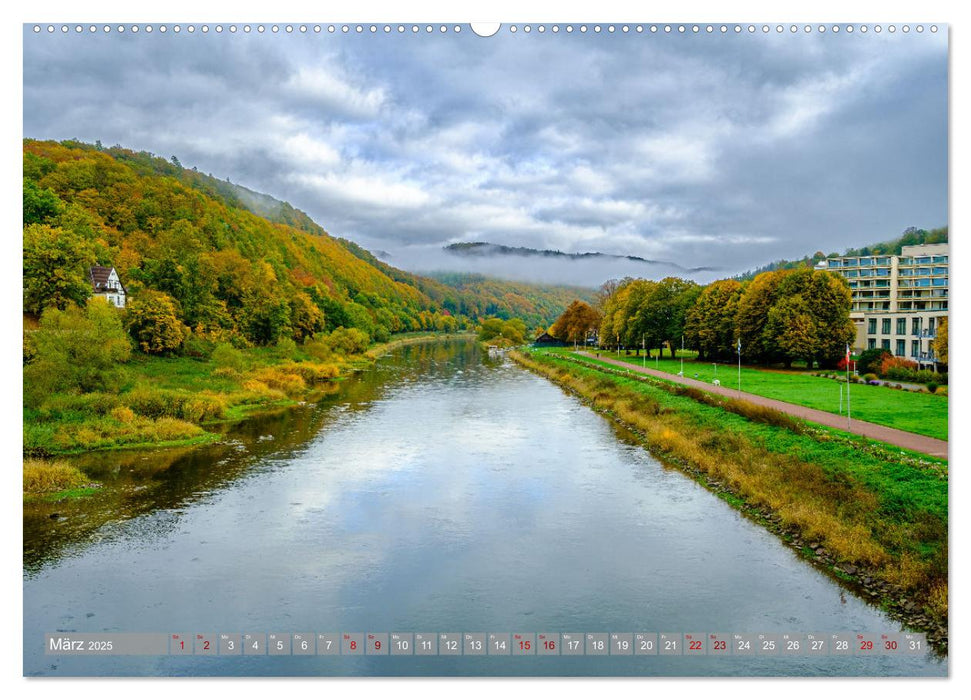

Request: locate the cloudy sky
(23, 24), (947, 285)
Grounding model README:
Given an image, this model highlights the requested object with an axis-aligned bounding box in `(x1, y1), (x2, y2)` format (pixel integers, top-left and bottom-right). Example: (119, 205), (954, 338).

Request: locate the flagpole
(680, 335), (684, 376)
(642, 335), (645, 368)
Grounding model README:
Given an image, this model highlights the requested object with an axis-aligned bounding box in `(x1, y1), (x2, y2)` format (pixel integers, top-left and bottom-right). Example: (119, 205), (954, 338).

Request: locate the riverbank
(510, 349), (948, 652)
(23, 331), (472, 460)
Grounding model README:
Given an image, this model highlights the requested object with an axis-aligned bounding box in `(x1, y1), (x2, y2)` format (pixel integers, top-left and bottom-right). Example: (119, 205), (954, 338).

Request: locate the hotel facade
(817, 242), (948, 369)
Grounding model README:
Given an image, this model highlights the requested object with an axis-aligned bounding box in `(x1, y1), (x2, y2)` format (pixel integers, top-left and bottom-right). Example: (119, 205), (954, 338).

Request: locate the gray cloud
(23, 26), (947, 287)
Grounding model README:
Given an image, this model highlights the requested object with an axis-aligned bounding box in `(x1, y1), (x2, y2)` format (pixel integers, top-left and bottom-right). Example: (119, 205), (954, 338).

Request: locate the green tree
(634, 277), (700, 358)
(764, 294), (817, 367)
(238, 291), (291, 345)
(126, 290), (189, 355)
(24, 299), (131, 405)
(23, 223), (97, 315)
(23, 178), (63, 225)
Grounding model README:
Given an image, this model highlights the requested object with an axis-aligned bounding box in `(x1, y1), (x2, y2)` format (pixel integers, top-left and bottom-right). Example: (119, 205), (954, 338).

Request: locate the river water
(23, 340), (946, 676)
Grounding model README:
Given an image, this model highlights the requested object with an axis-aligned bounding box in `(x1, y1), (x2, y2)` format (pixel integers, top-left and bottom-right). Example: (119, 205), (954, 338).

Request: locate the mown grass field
(513, 348), (948, 635)
(561, 348), (948, 441)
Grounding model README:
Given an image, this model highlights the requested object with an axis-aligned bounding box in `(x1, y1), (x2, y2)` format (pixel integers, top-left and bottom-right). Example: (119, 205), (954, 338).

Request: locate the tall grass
(23, 458), (88, 493)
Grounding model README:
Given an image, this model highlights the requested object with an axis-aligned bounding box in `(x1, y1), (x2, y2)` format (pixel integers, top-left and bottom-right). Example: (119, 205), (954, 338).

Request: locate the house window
(881, 318), (891, 335)
(868, 339), (876, 350)
(868, 318), (876, 335)
(896, 318), (906, 335)
(896, 339), (905, 357)
(881, 339), (890, 350)
(912, 340), (920, 357)
(912, 318), (921, 335)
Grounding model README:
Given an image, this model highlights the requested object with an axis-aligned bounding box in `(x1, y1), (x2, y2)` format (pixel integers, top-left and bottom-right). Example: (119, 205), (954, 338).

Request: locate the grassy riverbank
(566, 348), (948, 440)
(511, 348), (948, 648)
(23, 331), (469, 458)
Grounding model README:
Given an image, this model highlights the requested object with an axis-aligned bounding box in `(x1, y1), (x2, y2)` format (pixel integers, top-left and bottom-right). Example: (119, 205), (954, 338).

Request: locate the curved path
(577, 352), (948, 459)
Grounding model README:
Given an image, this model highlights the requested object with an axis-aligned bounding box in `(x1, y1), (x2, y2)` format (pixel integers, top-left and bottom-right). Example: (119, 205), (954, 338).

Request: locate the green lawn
(554, 348), (948, 441)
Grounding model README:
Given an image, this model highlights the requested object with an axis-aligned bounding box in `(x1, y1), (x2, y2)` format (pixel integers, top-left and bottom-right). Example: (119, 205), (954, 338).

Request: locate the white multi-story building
(817, 243), (948, 369)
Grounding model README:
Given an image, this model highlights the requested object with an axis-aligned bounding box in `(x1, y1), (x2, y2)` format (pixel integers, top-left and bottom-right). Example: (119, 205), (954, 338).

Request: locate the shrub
(110, 405), (136, 423)
(24, 300), (131, 406)
(182, 333), (214, 359)
(212, 366), (242, 380)
(324, 327), (370, 356)
(863, 373), (878, 382)
(280, 361), (340, 382)
(879, 355), (918, 377)
(212, 343), (247, 372)
(124, 386), (226, 422)
(40, 392), (120, 418)
(248, 367), (306, 396)
(275, 337), (297, 360)
(926, 382), (939, 394)
(856, 348), (892, 375)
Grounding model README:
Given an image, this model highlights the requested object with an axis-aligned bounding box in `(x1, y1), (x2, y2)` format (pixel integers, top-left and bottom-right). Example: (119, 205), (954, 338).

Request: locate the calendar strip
(45, 632), (927, 657)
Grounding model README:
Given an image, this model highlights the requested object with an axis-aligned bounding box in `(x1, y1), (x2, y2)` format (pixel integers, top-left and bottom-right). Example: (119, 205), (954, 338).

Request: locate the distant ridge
(444, 241), (718, 274)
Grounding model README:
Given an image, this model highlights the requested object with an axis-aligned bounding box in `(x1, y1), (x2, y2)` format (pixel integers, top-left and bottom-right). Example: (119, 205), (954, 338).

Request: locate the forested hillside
(23, 139), (582, 344)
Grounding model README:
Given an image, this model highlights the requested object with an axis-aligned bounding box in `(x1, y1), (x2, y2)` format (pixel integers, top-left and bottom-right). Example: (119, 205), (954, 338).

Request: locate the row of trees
(594, 268), (856, 368)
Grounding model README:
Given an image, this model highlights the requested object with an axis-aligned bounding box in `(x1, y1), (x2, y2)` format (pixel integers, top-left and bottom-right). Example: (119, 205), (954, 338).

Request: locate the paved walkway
(576, 352), (948, 459)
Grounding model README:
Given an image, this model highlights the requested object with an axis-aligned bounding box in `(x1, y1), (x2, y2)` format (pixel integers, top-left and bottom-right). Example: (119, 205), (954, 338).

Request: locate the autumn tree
(478, 316), (526, 346)
(735, 270), (786, 363)
(767, 268), (855, 368)
(550, 300), (601, 344)
(290, 291), (325, 342)
(126, 290), (189, 355)
(933, 317), (948, 365)
(23, 223), (97, 315)
(685, 279), (743, 361)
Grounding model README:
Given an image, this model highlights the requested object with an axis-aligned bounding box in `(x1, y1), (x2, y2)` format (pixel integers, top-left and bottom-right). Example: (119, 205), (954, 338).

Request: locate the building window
(881, 339), (890, 350)
(868, 318), (877, 335)
(868, 338), (876, 350)
(912, 318), (921, 335)
(896, 318), (906, 335)
(881, 318), (891, 335)
(896, 339), (905, 357)
(912, 340), (920, 357)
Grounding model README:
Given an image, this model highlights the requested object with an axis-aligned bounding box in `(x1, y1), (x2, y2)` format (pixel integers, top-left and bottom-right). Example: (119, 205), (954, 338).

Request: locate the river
(23, 339), (946, 676)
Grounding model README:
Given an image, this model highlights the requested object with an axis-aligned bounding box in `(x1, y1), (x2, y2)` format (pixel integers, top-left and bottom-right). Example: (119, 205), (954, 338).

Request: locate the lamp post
(737, 338), (742, 396)
(680, 336), (684, 376)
